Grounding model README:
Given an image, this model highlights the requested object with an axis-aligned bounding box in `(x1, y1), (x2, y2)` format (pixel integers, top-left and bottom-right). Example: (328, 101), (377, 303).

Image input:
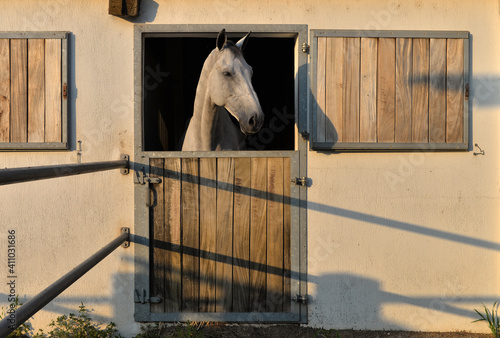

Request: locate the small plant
(174, 321), (205, 338)
(33, 302), (123, 338)
(136, 321), (205, 338)
(473, 302), (500, 337)
(135, 322), (166, 338)
(313, 328), (340, 338)
(0, 295), (33, 337)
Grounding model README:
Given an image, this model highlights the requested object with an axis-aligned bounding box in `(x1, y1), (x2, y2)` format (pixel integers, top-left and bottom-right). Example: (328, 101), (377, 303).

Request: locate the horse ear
(216, 29), (227, 51)
(236, 32), (251, 51)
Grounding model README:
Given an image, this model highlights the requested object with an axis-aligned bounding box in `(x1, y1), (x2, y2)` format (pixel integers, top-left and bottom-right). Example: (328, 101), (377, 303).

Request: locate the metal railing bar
(0, 228), (130, 337)
(0, 156), (129, 186)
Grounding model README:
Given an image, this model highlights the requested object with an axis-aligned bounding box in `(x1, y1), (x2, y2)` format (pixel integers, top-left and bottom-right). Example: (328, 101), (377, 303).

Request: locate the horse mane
(221, 40), (245, 57)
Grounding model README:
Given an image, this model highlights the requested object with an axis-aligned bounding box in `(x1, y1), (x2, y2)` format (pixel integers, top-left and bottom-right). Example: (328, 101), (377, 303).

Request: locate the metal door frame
(133, 24), (308, 323)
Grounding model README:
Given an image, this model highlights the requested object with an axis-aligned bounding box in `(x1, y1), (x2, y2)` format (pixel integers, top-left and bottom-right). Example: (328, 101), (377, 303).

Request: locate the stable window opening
(142, 34), (296, 151)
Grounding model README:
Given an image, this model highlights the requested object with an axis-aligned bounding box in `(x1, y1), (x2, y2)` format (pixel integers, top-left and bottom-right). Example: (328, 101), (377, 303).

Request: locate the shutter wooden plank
(395, 38), (412, 143)
(360, 37), (377, 143)
(267, 158), (284, 312)
(429, 39), (447, 143)
(249, 157), (267, 312)
(45, 39), (62, 142)
(28, 39), (45, 142)
(377, 38), (396, 143)
(165, 158), (182, 312)
(282, 157), (291, 312)
(446, 39), (464, 143)
(316, 37), (327, 143)
(0, 39), (10, 142)
(216, 158), (234, 312)
(181, 158), (200, 312)
(199, 157), (217, 312)
(343, 38), (360, 142)
(150, 158), (165, 313)
(411, 39), (429, 143)
(326, 37), (343, 142)
(11, 39), (28, 143)
(233, 157), (251, 312)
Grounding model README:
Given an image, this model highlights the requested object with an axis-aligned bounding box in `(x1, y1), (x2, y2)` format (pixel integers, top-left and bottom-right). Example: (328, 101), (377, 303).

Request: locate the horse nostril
(249, 116), (256, 128)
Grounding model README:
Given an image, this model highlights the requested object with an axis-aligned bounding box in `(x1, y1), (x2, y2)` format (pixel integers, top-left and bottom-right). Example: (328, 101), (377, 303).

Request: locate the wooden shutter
(311, 30), (469, 151)
(0, 32), (68, 150)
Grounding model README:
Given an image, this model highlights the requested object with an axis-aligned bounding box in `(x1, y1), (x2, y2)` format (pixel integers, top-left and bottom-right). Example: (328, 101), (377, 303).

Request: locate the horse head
(208, 29), (264, 135)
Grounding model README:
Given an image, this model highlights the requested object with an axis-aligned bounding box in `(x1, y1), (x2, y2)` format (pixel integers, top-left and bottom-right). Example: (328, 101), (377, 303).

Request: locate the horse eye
(223, 71), (232, 77)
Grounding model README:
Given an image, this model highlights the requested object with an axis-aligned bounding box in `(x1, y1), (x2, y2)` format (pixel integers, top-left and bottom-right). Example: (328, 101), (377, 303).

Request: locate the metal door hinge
(300, 130), (309, 140)
(465, 83), (469, 100)
(134, 289), (162, 304)
(292, 177), (309, 187)
(292, 294), (308, 304)
(301, 43), (309, 54)
(63, 83), (68, 99)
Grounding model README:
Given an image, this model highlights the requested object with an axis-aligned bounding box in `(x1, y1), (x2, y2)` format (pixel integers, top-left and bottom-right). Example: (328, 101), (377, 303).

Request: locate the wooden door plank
(395, 38), (412, 143)
(360, 37), (377, 143)
(411, 38), (429, 143)
(199, 157), (217, 312)
(446, 39), (464, 143)
(267, 158), (284, 312)
(0, 39), (10, 142)
(316, 37), (327, 143)
(343, 37), (360, 142)
(28, 39), (45, 142)
(233, 157), (251, 312)
(282, 157), (291, 312)
(377, 38), (396, 143)
(325, 37), (343, 143)
(181, 158), (200, 312)
(249, 157), (267, 312)
(216, 157), (234, 312)
(165, 158), (182, 312)
(429, 39), (447, 143)
(150, 158), (165, 313)
(10, 39), (28, 143)
(45, 39), (62, 142)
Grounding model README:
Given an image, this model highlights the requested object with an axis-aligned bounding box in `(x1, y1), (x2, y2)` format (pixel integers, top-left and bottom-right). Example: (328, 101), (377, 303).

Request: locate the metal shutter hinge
(465, 83), (469, 100)
(134, 289), (162, 304)
(292, 294), (308, 304)
(63, 83), (68, 99)
(292, 177), (309, 187)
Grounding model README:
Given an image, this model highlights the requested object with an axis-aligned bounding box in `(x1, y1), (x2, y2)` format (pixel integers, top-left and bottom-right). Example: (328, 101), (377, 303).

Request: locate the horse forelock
(220, 40), (244, 57)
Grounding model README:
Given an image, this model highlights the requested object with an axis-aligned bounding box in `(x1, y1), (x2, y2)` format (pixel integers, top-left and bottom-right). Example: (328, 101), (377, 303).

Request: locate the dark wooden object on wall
(109, 0), (141, 17)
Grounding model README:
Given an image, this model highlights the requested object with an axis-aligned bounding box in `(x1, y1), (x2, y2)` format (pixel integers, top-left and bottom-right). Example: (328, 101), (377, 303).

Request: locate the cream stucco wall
(0, 0), (498, 336)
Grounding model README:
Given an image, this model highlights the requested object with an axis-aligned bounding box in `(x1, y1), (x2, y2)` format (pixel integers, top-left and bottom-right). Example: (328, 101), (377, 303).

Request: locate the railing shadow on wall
(146, 161), (500, 253)
(136, 161), (500, 325)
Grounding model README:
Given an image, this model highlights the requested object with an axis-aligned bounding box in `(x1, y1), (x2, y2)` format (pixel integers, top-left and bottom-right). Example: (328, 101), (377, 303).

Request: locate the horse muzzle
(241, 112), (264, 135)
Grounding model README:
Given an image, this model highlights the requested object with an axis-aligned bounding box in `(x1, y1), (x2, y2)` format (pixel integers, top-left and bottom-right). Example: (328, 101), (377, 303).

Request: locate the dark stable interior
(143, 35), (295, 151)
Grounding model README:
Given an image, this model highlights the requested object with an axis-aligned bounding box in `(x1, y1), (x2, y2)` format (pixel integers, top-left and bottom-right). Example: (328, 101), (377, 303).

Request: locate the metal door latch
(292, 177), (308, 186)
(134, 289), (162, 304)
(292, 294), (308, 304)
(134, 167), (162, 185)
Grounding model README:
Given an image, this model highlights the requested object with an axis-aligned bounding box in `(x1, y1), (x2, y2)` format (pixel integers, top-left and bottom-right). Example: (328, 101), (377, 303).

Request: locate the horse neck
(192, 52), (221, 150)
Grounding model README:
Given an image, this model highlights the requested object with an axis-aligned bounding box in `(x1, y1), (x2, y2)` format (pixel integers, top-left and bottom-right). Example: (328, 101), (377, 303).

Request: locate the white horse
(181, 29), (264, 151)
